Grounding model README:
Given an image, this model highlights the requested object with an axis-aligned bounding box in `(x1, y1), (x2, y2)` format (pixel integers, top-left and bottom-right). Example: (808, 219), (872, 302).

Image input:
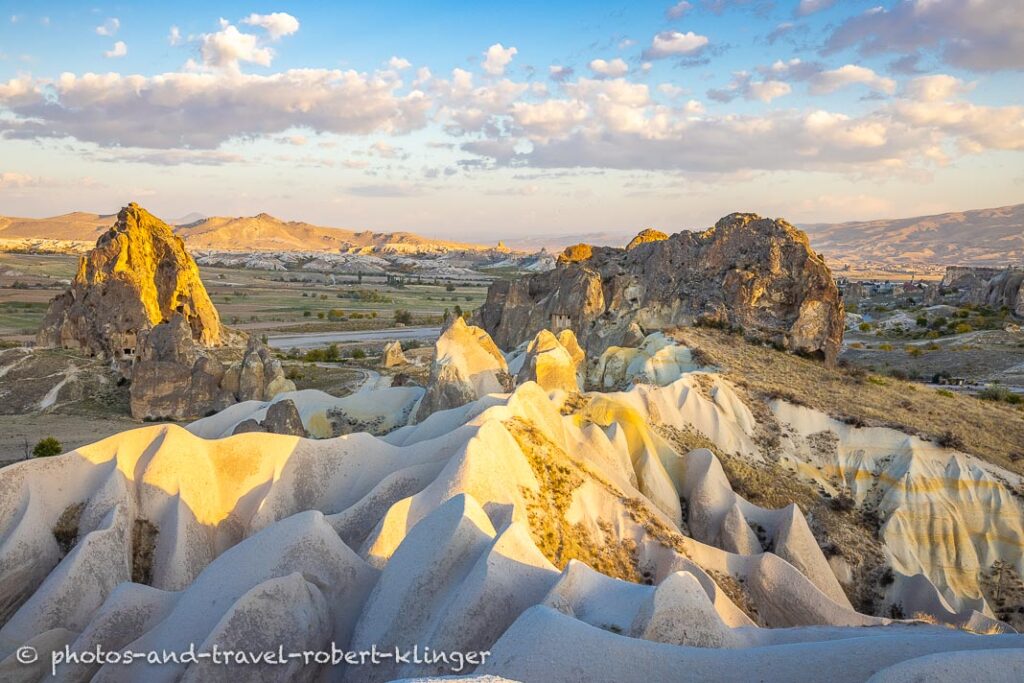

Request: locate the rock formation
(626, 228), (668, 251)
(382, 340), (408, 367)
(129, 315), (233, 420)
(231, 399), (307, 437)
(477, 213), (845, 364)
(1, 355), (1021, 681)
(941, 265), (1024, 316)
(130, 322), (294, 420)
(222, 335), (296, 403)
(415, 317), (510, 420)
(36, 203), (221, 371)
(983, 268), (1024, 317)
(515, 329), (584, 393)
(591, 332), (703, 390)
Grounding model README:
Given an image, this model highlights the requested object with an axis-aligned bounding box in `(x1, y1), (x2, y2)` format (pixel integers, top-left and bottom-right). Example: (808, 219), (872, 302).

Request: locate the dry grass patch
(707, 569), (759, 623)
(669, 327), (1024, 474)
(505, 417), (641, 582)
(505, 416), (695, 584)
(658, 423), (890, 615)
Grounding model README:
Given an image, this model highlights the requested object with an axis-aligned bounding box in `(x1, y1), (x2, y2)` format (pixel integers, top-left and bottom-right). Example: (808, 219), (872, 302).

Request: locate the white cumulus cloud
(104, 41), (127, 59)
(241, 12), (300, 40)
(200, 22), (274, 70)
(642, 31), (709, 59)
(808, 65), (896, 95)
(482, 43), (518, 76)
(589, 58), (629, 78)
(388, 56), (412, 70)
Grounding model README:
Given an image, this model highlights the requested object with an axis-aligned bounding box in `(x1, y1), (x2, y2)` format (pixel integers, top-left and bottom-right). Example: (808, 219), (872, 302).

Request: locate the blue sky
(0, 1), (1022, 240)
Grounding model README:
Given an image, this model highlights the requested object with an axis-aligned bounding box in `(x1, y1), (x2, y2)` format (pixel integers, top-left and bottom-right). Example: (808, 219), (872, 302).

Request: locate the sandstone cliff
(477, 213), (845, 364)
(36, 203), (221, 370)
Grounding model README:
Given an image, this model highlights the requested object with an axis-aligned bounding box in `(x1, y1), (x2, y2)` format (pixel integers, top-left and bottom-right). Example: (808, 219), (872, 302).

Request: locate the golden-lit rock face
(626, 228), (669, 251)
(478, 213), (844, 365)
(36, 203), (221, 367)
(516, 329), (584, 394)
(557, 243), (593, 264)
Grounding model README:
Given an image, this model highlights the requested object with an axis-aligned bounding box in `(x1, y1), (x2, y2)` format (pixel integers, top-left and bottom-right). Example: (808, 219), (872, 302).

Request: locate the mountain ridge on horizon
(0, 207), (506, 255)
(498, 202), (1024, 269)
(1, 202), (1021, 267)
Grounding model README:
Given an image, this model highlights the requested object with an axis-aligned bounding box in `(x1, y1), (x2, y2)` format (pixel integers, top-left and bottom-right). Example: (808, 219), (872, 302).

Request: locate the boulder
(415, 317), (509, 420)
(36, 203), (221, 373)
(382, 340), (408, 368)
(263, 399), (306, 437)
(230, 399), (306, 437)
(477, 213), (845, 364)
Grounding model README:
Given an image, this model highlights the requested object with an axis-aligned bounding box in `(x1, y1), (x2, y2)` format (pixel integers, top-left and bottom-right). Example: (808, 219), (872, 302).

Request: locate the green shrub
(858, 322), (872, 332)
(350, 348), (366, 359)
(33, 437), (62, 458)
(394, 309), (413, 325)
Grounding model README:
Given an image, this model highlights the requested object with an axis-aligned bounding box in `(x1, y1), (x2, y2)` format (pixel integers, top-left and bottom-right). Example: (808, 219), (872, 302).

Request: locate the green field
(0, 253), (492, 340)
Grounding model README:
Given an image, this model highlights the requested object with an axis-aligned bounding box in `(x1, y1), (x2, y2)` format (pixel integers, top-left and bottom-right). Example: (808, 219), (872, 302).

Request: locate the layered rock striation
(477, 213), (845, 364)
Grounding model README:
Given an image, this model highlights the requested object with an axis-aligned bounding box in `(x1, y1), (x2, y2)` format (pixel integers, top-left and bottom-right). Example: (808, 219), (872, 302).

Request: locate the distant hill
(0, 212), (114, 242)
(800, 203), (1024, 268)
(503, 204), (1024, 269)
(175, 213), (499, 254)
(499, 230), (636, 253)
(0, 210), (500, 255)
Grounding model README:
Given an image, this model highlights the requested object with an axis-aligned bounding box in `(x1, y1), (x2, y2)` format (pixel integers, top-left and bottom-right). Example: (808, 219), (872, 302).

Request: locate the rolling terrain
(801, 203), (1024, 269)
(0, 211), (501, 255)
(499, 204), (1024, 271)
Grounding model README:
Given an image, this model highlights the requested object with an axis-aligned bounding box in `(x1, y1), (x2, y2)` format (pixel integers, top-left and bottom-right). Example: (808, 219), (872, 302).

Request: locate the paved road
(267, 326), (441, 350)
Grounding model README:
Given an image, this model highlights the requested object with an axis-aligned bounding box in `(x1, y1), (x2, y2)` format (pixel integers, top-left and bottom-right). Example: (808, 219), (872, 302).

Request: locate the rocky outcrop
(222, 336), (296, 402)
(129, 315), (233, 420)
(415, 317), (510, 420)
(941, 266), (1004, 290)
(36, 203), (221, 372)
(557, 243), (593, 264)
(130, 322), (294, 420)
(941, 266), (1024, 316)
(477, 214), (845, 364)
(626, 229), (668, 251)
(382, 341), (408, 367)
(983, 268), (1024, 317)
(230, 399), (306, 437)
(516, 329), (584, 393)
